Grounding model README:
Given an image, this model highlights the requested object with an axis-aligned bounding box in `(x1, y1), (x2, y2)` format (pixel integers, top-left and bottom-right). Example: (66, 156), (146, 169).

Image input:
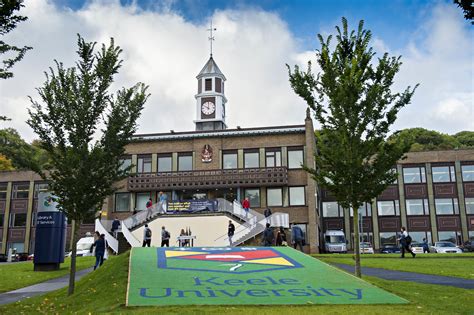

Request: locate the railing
(121, 220), (141, 247)
(122, 201), (166, 230)
(94, 219), (119, 253)
(128, 167), (288, 191)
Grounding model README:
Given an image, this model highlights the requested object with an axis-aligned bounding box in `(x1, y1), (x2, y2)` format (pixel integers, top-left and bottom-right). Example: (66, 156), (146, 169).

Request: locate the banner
(167, 200), (218, 213)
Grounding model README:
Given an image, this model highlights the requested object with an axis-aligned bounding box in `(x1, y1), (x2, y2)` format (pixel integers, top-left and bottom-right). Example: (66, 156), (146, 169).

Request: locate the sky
(0, 0), (472, 142)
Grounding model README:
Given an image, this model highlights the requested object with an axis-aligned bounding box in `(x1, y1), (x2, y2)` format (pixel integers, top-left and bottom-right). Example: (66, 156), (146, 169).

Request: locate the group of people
(142, 224), (170, 247)
(146, 192), (168, 220)
(227, 220), (306, 251)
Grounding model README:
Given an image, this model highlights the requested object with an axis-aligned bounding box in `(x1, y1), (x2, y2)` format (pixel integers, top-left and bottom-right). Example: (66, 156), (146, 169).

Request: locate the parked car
(360, 242), (374, 254)
(67, 236), (94, 257)
(430, 242), (463, 253)
(380, 244), (400, 254)
(410, 242), (426, 254)
(0, 254), (7, 262)
(461, 240), (474, 252)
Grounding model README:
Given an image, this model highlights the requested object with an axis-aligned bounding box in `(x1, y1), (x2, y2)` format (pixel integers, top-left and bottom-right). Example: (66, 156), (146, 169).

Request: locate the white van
(67, 235), (95, 257)
(324, 230), (347, 253)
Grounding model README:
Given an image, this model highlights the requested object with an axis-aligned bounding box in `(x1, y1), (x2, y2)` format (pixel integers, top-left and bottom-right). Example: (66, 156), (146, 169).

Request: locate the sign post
(33, 192), (67, 271)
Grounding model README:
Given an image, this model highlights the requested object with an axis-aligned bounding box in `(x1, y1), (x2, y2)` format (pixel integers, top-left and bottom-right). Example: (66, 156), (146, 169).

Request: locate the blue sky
(54, 0), (436, 50)
(1, 0), (472, 140)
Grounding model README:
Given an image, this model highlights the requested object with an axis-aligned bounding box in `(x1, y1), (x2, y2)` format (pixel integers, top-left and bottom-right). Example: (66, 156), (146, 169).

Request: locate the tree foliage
(454, 0), (473, 24)
(0, 153), (14, 170)
(389, 128), (474, 152)
(28, 35), (148, 294)
(288, 18), (417, 277)
(0, 0), (32, 79)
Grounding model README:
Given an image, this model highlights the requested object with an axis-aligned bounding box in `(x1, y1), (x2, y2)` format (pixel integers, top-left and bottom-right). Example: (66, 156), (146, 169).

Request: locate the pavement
(334, 263), (474, 289)
(0, 268), (93, 306)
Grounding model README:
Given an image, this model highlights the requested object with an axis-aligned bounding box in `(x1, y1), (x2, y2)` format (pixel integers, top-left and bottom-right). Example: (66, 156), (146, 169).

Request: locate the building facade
(320, 149), (474, 250)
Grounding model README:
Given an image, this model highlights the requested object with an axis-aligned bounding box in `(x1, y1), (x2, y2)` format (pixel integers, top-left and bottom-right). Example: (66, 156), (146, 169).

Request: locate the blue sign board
(34, 211), (67, 269)
(167, 199), (218, 213)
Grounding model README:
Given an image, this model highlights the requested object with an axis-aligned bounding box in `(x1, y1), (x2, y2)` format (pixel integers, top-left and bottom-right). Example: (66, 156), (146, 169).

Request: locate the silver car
(429, 242), (462, 254)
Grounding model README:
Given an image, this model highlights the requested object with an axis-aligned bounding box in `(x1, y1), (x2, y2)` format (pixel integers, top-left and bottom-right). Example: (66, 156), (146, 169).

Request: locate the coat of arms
(201, 144), (213, 163)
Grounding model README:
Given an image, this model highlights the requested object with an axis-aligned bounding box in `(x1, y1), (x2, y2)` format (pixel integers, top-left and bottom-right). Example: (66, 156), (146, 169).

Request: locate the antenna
(207, 20), (217, 57)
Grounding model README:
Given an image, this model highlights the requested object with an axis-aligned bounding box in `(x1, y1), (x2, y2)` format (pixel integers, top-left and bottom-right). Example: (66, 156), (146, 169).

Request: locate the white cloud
(0, 0), (472, 143)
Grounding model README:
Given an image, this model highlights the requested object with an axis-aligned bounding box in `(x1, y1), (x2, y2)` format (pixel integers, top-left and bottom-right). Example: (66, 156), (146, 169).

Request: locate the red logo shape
(179, 250), (279, 262)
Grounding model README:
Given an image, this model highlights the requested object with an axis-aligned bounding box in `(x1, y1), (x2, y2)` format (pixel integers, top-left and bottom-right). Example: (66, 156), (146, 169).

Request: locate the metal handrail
(122, 201), (165, 230)
(121, 220), (141, 247)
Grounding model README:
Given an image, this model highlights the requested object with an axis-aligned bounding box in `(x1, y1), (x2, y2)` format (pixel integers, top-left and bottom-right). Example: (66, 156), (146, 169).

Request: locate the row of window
(322, 197), (474, 217)
(114, 187), (307, 212)
(121, 147), (305, 173)
(0, 183), (49, 200)
(403, 165), (474, 183)
(345, 231), (473, 247)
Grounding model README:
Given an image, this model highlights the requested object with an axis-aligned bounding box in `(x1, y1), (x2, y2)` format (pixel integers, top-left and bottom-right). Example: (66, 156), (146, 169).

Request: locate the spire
(197, 56), (226, 80)
(207, 20), (216, 57)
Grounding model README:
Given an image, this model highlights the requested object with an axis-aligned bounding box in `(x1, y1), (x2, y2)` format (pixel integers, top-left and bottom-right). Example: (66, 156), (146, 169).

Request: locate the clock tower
(194, 56), (227, 131)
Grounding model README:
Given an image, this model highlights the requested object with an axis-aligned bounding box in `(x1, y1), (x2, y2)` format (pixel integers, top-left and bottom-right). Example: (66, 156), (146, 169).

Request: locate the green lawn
(0, 252), (473, 314)
(0, 256), (95, 293)
(312, 253), (474, 279)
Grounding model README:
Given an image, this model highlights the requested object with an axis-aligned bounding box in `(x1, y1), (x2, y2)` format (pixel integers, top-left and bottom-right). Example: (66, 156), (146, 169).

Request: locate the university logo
(157, 247), (303, 274)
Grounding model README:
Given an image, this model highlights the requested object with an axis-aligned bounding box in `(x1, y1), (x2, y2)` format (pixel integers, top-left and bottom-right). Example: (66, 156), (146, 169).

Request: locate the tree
(454, 131), (474, 148)
(389, 128), (460, 152)
(28, 35), (148, 295)
(1, 0), (32, 79)
(0, 127), (47, 171)
(454, 0), (473, 24)
(288, 18), (417, 277)
(0, 153), (14, 170)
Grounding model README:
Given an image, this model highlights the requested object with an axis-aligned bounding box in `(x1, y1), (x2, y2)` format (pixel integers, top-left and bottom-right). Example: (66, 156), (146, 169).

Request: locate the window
(409, 231), (432, 244)
(137, 155), (152, 173)
(135, 192), (151, 211)
(462, 165), (474, 182)
(322, 202), (342, 217)
(244, 150), (259, 168)
(350, 203), (372, 217)
(469, 231), (474, 242)
(115, 193), (130, 212)
(405, 199), (429, 215)
(438, 231), (460, 244)
(12, 183), (29, 199)
(205, 78), (212, 91)
(8, 242), (25, 253)
(377, 200), (400, 216)
(215, 77), (222, 93)
(435, 198), (459, 215)
(244, 188), (260, 208)
(10, 213), (27, 227)
(267, 188), (283, 207)
(379, 232), (398, 247)
(265, 149), (281, 167)
(119, 156), (132, 172)
(34, 183), (49, 199)
(0, 213), (3, 226)
(222, 151), (237, 169)
(465, 198), (474, 214)
(288, 147), (304, 169)
(351, 232), (373, 245)
(432, 166), (455, 183)
(0, 183), (7, 199)
(157, 155), (172, 172)
(178, 154), (193, 171)
(289, 187), (305, 206)
(403, 167), (426, 183)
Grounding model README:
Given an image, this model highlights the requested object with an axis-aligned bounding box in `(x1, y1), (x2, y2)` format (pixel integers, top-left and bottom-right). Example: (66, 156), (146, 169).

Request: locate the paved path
(334, 263), (474, 289)
(0, 268), (93, 306)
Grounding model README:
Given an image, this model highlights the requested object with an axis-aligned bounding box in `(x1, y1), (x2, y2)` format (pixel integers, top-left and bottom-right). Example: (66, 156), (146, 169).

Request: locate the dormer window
(215, 78), (222, 93)
(205, 78), (212, 91)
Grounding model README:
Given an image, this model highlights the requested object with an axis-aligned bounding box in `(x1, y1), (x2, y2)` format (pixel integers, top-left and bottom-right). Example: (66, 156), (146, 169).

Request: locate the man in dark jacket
(228, 220), (235, 246)
(291, 225), (305, 252)
(111, 217), (120, 237)
(399, 226), (416, 258)
(91, 233), (106, 270)
(262, 223), (274, 246)
(264, 208), (272, 224)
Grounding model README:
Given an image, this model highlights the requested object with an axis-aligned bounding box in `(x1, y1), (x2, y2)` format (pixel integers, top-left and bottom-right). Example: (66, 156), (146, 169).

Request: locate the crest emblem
(201, 144), (213, 163)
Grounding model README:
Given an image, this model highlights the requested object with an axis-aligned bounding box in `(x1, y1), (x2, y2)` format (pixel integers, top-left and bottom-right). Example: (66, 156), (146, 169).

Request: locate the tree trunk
(68, 219), (81, 296)
(352, 203), (361, 278)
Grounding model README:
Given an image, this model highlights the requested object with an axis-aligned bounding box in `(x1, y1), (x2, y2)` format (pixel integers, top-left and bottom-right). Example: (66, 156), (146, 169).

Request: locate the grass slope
(313, 254), (474, 279)
(0, 256), (95, 293)
(0, 252), (473, 314)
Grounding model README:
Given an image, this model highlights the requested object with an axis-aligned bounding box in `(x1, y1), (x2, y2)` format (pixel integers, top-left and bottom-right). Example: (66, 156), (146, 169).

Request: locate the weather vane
(207, 20), (216, 57)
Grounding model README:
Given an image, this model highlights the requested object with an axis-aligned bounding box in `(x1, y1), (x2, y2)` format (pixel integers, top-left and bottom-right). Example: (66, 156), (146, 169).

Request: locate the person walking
(264, 207), (272, 224)
(422, 238), (430, 253)
(242, 197), (250, 218)
(399, 227), (416, 258)
(146, 198), (153, 220)
(262, 223), (275, 246)
(90, 232), (106, 270)
(142, 224), (152, 247)
(111, 217), (120, 237)
(228, 220), (235, 246)
(276, 226), (287, 246)
(291, 224), (305, 252)
(159, 191), (168, 213)
(161, 226), (170, 247)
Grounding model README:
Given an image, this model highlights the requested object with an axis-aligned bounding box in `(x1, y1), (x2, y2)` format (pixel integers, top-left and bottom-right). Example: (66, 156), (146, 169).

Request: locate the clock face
(201, 101), (216, 115)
